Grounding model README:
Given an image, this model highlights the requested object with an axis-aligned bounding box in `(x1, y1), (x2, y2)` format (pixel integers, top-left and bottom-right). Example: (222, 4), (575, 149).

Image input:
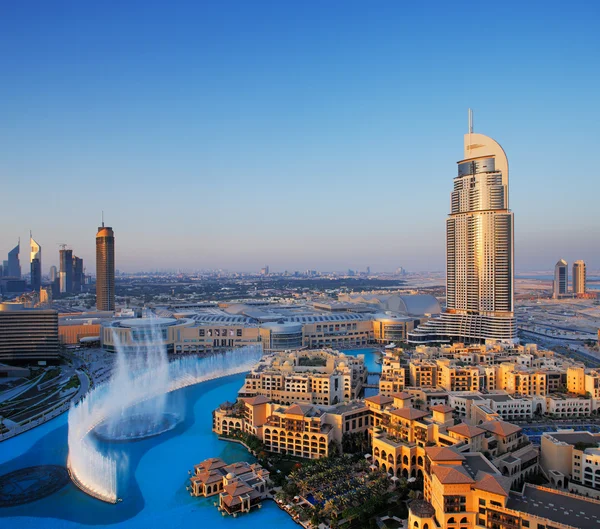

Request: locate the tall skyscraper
(30, 233), (42, 291)
(573, 260), (586, 295)
(49, 265), (58, 282)
(553, 259), (568, 299)
(59, 247), (73, 293)
(7, 240), (21, 278)
(72, 256), (84, 293)
(96, 221), (115, 311)
(409, 111), (515, 344)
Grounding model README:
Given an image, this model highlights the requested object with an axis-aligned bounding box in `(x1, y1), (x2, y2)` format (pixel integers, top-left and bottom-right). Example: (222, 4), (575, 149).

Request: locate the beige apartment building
(409, 450), (599, 529)
(213, 396), (371, 459)
(409, 360), (438, 388)
(437, 359), (482, 392)
(567, 365), (600, 399)
(541, 430), (600, 499)
(238, 349), (367, 406)
(379, 353), (407, 395)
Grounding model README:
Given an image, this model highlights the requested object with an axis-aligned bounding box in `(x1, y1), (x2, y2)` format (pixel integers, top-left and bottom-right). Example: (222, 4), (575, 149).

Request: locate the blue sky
(1, 1), (599, 273)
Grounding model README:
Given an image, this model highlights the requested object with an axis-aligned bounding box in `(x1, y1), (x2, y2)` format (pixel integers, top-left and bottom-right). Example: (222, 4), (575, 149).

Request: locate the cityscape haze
(2, 3), (600, 529)
(1, 2), (599, 273)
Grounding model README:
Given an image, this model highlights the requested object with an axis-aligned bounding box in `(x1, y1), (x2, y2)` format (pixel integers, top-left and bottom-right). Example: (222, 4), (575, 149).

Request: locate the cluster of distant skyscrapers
(0, 221), (115, 312)
(553, 259), (587, 298)
(1, 237), (85, 298)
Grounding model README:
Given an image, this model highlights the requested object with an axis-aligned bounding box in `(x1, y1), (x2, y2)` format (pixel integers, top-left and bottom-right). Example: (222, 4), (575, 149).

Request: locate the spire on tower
(468, 108), (473, 133)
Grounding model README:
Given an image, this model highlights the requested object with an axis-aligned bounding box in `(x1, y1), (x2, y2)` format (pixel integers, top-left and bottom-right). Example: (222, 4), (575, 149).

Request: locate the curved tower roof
(409, 111), (516, 344)
(30, 235), (41, 262)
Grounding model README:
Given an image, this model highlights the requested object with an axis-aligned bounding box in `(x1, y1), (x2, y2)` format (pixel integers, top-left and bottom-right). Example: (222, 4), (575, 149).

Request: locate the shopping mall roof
(340, 293), (441, 316)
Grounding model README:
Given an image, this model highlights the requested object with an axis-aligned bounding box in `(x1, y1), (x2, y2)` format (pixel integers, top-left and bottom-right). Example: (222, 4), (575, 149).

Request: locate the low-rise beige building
(239, 349), (367, 406)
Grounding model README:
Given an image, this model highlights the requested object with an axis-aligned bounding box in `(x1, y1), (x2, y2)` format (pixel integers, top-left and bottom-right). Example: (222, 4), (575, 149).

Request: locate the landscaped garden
(275, 454), (411, 528)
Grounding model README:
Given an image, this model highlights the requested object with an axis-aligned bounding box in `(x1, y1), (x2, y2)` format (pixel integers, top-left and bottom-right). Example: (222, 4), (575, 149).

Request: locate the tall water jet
(67, 316), (262, 503)
(95, 317), (174, 442)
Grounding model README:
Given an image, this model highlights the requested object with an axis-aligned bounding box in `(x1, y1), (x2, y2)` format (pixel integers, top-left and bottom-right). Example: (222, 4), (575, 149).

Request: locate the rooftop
(480, 420), (522, 437)
(432, 465), (474, 485)
(549, 431), (600, 447)
(389, 407), (429, 421)
(431, 404), (454, 413)
(448, 423), (486, 438)
(426, 446), (466, 462)
(462, 453), (499, 479)
(365, 395), (394, 406)
(507, 485), (600, 529)
(474, 473), (510, 497)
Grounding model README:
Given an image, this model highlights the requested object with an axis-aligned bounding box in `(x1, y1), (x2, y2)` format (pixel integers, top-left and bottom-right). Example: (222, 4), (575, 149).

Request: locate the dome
(409, 499), (435, 517)
(338, 362), (346, 369)
(226, 473), (234, 480)
(283, 361), (292, 367)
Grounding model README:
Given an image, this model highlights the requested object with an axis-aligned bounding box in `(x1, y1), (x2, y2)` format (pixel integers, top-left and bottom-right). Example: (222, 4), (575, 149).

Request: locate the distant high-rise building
(553, 259), (568, 299)
(260, 265), (269, 276)
(49, 265), (57, 282)
(72, 256), (84, 293)
(366, 266), (371, 275)
(2, 260), (7, 277)
(39, 286), (53, 306)
(7, 240), (21, 278)
(409, 111), (515, 344)
(573, 260), (586, 295)
(30, 233), (42, 291)
(96, 222), (115, 311)
(59, 247), (73, 293)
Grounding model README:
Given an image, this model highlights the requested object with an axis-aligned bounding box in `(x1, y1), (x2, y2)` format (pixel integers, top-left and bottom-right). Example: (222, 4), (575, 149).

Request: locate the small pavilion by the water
(189, 457), (270, 515)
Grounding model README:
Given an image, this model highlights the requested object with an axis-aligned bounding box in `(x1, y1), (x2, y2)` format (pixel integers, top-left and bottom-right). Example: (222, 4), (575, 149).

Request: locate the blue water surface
(342, 347), (381, 397)
(0, 373), (296, 529)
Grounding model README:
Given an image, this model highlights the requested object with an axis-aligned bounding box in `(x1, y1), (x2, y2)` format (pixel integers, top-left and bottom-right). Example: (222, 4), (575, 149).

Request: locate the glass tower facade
(30, 236), (42, 291)
(96, 225), (115, 311)
(7, 242), (21, 278)
(572, 260), (586, 295)
(59, 248), (73, 293)
(409, 123), (516, 344)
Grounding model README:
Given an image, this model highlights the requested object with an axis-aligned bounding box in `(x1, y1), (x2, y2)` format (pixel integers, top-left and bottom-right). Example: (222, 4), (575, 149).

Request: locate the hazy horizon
(2, 2), (599, 274)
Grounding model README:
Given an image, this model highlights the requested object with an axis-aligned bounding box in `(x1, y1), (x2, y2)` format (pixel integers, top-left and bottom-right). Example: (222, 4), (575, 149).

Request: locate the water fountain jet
(67, 317), (262, 503)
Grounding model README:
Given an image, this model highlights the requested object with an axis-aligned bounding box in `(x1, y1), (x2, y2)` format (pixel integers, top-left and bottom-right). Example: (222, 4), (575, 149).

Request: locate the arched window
(403, 455), (409, 465)
(413, 522), (419, 528)
(424, 524), (429, 529)
(448, 517), (456, 524)
(460, 517), (467, 523)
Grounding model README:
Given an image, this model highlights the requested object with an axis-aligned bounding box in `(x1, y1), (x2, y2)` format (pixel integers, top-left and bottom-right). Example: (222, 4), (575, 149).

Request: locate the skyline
(2, 223), (599, 275)
(2, 1), (599, 272)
